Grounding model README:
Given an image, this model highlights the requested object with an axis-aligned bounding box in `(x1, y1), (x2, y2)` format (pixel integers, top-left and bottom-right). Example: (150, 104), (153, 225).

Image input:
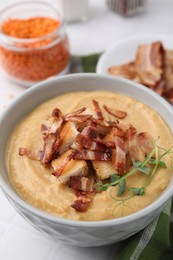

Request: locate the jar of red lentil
(0, 0), (70, 87)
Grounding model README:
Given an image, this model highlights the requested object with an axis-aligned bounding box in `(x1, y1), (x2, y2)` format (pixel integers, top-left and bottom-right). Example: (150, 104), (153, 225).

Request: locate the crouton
(92, 128), (116, 180)
(51, 150), (88, 183)
(58, 121), (78, 155)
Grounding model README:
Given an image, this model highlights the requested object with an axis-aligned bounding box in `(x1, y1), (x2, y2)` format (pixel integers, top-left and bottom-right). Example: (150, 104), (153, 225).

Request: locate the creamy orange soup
(6, 91), (173, 221)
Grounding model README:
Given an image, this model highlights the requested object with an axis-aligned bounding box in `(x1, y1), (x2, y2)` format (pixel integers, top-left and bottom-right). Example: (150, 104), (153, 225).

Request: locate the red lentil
(0, 17), (70, 84)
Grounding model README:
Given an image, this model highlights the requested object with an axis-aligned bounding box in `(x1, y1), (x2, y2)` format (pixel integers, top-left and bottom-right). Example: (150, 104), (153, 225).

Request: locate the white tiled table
(0, 0), (172, 259)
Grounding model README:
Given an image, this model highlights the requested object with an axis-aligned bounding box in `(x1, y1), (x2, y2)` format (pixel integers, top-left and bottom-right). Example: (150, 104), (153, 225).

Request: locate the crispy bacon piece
(64, 114), (92, 123)
(81, 126), (98, 138)
(71, 191), (94, 212)
(72, 148), (112, 161)
(64, 107), (86, 118)
(71, 126), (97, 150)
(128, 126), (139, 162)
(92, 100), (104, 120)
(114, 136), (126, 175)
(163, 50), (173, 103)
(41, 117), (63, 164)
(93, 137), (116, 148)
(19, 148), (44, 161)
(73, 126), (108, 152)
(52, 151), (75, 177)
(138, 132), (154, 156)
(153, 79), (165, 96)
(64, 107), (92, 123)
(135, 42), (164, 88)
(68, 176), (95, 192)
(40, 107), (64, 164)
(103, 104), (127, 119)
(75, 133), (108, 152)
(92, 118), (119, 128)
(164, 88), (173, 103)
(41, 111), (63, 139)
(108, 62), (137, 80)
(91, 117), (119, 135)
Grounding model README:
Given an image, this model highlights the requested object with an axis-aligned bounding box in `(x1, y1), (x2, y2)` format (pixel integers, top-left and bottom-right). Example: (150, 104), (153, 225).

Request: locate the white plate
(96, 34), (173, 75)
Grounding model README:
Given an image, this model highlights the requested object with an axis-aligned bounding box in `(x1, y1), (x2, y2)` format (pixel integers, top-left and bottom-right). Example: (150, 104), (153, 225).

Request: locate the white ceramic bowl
(96, 34), (173, 76)
(0, 74), (173, 247)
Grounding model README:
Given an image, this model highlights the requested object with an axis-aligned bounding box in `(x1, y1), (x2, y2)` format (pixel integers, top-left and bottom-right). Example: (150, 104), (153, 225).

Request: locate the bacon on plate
(135, 41), (164, 89)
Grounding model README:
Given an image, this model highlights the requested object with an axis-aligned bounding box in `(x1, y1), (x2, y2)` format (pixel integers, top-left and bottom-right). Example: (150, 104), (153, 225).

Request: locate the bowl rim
(0, 73), (173, 227)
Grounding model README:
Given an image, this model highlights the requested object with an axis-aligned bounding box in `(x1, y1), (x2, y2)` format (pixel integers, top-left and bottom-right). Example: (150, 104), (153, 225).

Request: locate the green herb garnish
(130, 187), (145, 196)
(133, 161), (150, 175)
(117, 179), (126, 196)
(94, 138), (173, 216)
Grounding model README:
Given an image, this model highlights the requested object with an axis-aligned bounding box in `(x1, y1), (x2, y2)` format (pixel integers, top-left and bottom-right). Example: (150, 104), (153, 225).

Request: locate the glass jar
(0, 0), (70, 87)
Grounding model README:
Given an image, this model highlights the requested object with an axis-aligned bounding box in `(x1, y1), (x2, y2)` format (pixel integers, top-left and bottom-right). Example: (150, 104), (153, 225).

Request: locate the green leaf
(133, 160), (150, 174)
(118, 179), (126, 196)
(100, 184), (109, 191)
(136, 165), (150, 174)
(110, 174), (120, 184)
(130, 187), (145, 196)
(94, 181), (103, 191)
(148, 158), (167, 168)
(133, 161), (141, 167)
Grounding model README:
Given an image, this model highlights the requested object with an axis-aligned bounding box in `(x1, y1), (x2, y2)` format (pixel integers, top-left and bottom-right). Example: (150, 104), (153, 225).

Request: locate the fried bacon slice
(92, 118), (119, 127)
(51, 150), (75, 177)
(64, 107), (92, 123)
(108, 62), (137, 80)
(72, 148), (112, 161)
(71, 191), (94, 212)
(73, 126), (109, 152)
(71, 126), (97, 150)
(41, 108), (64, 164)
(91, 117), (119, 135)
(42, 118), (63, 164)
(163, 50), (173, 103)
(114, 136), (126, 175)
(138, 132), (154, 156)
(75, 133), (108, 152)
(92, 99), (104, 120)
(93, 137), (116, 148)
(164, 88), (173, 104)
(64, 114), (92, 123)
(128, 126), (139, 162)
(68, 176), (95, 192)
(64, 107), (86, 118)
(135, 41), (164, 89)
(19, 148), (44, 161)
(153, 79), (165, 96)
(103, 104), (127, 119)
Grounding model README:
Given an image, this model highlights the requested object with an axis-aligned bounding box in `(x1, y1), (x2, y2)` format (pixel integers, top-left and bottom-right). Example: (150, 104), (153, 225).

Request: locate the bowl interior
(0, 73), (173, 225)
